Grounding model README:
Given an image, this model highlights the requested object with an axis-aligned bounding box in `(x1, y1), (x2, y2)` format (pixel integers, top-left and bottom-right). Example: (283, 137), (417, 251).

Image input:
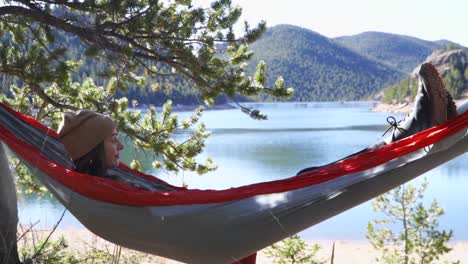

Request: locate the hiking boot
(384, 63), (457, 144)
(298, 64), (456, 175)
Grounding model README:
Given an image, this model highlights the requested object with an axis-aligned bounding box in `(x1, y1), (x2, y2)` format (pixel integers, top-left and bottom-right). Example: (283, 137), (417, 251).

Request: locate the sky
(228, 0), (468, 47)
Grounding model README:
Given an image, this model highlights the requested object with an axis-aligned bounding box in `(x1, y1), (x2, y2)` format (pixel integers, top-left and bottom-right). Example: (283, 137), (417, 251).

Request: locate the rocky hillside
(382, 48), (468, 103)
(426, 48), (468, 97)
(424, 49), (468, 75)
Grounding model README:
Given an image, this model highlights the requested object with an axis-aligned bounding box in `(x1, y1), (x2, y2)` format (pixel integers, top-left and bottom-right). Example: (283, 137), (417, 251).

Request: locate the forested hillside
(334, 31), (457, 74)
(5, 24), (464, 104)
(247, 25), (402, 101)
(60, 32), (204, 106)
(0, 28), (203, 106)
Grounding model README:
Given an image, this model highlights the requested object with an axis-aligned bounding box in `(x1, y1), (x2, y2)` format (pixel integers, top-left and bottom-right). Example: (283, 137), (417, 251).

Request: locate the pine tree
(0, 1), (293, 262)
(366, 179), (456, 264)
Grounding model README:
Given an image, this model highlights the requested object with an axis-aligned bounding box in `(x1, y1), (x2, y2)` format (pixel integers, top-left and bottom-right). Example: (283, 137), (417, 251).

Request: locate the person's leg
(297, 63), (457, 176)
(383, 62), (457, 144)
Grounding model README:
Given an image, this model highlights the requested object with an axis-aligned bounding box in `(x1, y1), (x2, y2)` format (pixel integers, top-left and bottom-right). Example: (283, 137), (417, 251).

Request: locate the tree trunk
(0, 144), (21, 264)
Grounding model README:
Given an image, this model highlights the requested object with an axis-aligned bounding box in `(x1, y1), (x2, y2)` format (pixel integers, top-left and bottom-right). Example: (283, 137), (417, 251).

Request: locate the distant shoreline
(148, 99), (467, 114)
(371, 98), (468, 114)
(371, 102), (413, 114)
(151, 101), (380, 113)
(152, 103), (236, 112)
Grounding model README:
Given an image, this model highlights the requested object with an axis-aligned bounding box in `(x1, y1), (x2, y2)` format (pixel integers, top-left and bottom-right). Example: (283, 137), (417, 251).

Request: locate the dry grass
(16, 227), (468, 264)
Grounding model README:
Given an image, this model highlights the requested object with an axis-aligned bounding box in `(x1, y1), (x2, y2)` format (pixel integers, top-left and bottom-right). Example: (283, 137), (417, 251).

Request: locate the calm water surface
(18, 102), (468, 240)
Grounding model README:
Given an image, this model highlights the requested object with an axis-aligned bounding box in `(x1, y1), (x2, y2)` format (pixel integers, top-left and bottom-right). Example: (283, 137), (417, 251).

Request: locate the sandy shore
(19, 227), (468, 263)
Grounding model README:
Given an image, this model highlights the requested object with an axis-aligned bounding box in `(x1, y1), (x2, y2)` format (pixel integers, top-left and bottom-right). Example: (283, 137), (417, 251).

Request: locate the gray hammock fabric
(0, 102), (467, 264)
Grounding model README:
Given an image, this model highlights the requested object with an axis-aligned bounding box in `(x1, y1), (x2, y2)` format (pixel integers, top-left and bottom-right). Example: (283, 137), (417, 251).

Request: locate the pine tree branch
(27, 82), (79, 111)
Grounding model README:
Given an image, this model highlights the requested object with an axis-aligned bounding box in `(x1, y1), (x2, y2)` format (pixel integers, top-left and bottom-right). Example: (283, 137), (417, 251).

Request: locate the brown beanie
(58, 110), (116, 160)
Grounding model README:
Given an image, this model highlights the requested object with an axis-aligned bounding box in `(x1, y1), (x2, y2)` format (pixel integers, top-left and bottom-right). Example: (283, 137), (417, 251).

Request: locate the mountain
(246, 25), (403, 101)
(4, 24), (462, 104)
(334, 31), (459, 74)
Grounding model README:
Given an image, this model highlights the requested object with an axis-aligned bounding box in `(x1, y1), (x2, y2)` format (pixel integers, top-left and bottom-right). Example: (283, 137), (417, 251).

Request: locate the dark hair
(73, 142), (107, 177)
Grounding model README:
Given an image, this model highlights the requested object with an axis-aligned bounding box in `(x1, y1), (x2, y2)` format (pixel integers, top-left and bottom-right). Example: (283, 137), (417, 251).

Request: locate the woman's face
(104, 128), (124, 168)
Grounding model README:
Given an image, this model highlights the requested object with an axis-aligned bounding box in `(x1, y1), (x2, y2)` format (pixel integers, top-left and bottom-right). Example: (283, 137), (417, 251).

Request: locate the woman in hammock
(57, 63), (457, 179)
(53, 62), (458, 264)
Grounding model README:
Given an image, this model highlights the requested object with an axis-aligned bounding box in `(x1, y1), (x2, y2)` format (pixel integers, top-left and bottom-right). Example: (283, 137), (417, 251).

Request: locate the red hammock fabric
(1, 102), (467, 206)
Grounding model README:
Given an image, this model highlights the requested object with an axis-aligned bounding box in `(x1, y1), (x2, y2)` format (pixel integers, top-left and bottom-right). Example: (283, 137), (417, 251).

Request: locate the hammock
(0, 102), (467, 264)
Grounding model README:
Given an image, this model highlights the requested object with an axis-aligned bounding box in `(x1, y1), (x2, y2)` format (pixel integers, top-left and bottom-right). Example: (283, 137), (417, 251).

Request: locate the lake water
(18, 102), (468, 241)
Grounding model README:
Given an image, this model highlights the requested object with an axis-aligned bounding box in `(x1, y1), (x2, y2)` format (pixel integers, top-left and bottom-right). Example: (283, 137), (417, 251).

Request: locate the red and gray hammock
(0, 102), (467, 264)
